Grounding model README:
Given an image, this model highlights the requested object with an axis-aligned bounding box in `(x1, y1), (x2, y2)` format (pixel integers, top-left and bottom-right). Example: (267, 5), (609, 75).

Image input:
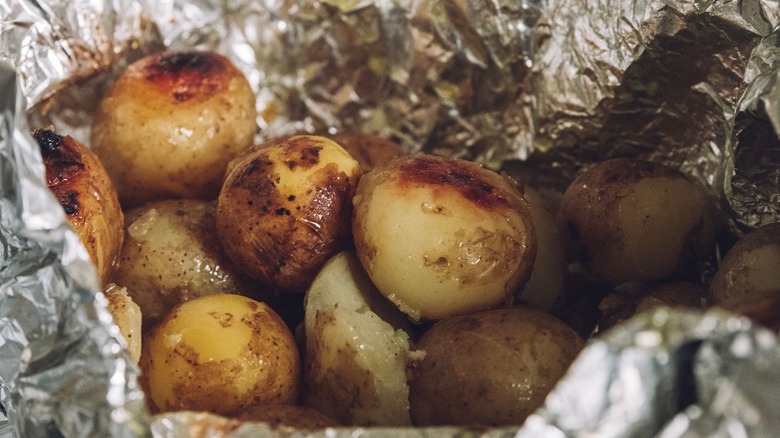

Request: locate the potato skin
(408, 307), (584, 426)
(236, 404), (340, 429)
(217, 135), (361, 293)
(558, 158), (717, 285)
(352, 154), (537, 321)
(322, 132), (405, 172)
(91, 50), (257, 208)
(113, 199), (258, 331)
(33, 128), (124, 284)
(139, 294), (301, 416)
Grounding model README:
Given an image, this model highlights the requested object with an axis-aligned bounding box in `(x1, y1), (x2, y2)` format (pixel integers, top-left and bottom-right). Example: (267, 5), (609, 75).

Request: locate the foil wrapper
(2, 0), (780, 437)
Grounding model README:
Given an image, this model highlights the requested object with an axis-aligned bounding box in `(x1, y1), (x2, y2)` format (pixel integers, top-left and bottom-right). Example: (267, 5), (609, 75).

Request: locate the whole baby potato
(113, 199), (258, 331)
(408, 307), (584, 426)
(91, 50), (257, 208)
(558, 158), (718, 285)
(140, 294), (300, 416)
(33, 128), (124, 284)
(217, 135), (361, 293)
(352, 154), (537, 321)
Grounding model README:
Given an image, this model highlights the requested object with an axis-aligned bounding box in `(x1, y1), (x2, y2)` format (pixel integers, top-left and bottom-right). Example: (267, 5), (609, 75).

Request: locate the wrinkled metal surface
(1, 0), (780, 437)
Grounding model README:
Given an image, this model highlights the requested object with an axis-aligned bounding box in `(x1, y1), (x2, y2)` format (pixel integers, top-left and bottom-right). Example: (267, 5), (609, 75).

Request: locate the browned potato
(140, 294), (300, 416)
(597, 282), (705, 332)
(322, 131), (405, 172)
(113, 199), (259, 331)
(91, 50), (257, 208)
(408, 307), (584, 426)
(236, 404), (340, 429)
(709, 223), (780, 314)
(33, 127), (124, 284)
(558, 158), (718, 285)
(103, 283), (142, 362)
(217, 135), (361, 293)
(352, 154), (537, 321)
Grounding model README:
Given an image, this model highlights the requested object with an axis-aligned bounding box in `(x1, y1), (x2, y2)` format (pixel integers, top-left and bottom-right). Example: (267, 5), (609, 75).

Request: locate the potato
(303, 251), (416, 426)
(91, 50), (257, 208)
(352, 154), (537, 321)
(217, 135), (361, 293)
(709, 223), (780, 314)
(236, 404), (340, 429)
(140, 294), (300, 416)
(113, 199), (258, 331)
(597, 282), (705, 332)
(33, 127), (124, 284)
(558, 158), (718, 285)
(408, 307), (584, 426)
(103, 283), (142, 363)
(322, 131), (405, 172)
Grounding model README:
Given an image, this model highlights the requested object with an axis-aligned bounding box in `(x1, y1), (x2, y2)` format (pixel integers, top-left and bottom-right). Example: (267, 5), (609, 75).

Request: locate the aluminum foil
(2, 0), (780, 437)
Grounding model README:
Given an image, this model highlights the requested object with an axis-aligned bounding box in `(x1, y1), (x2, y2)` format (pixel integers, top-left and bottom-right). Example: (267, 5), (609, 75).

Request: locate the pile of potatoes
(32, 49), (780, 430)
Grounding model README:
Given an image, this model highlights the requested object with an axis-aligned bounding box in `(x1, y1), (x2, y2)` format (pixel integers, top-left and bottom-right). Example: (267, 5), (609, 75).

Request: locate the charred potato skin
(558, 158), (717, 285)
(140, 294), (301, 416)
(408, 307), (584, 426)
(91, 50), (257, 208)
(33, 128), (124, 284)
(217, 135), (361, 293)
(352, 154), (537, 321)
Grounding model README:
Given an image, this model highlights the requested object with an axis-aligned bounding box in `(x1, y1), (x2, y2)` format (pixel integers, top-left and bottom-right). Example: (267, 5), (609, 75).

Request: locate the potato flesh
(304, 251), (414, 426)
(140, 294), (300, 416)
(353, 155), (536, 321)
(103, 283), (142, 363)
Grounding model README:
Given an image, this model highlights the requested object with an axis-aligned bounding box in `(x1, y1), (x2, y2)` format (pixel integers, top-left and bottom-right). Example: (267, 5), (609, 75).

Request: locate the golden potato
(140, 294), (300, 416)
(33, 127), (124, 285)
(91, 50), (257, 208)
(322, 131), (405, 172)
(113, 199), (259, 331)
(408, 307), (584, 426)
(352, 154), (537, 321)
(103, 283), (142, 362)
(217, 135), (361, 293)
(709, 223), (780, 314)
(236, 404), (340, 429)
(558, 158), (718, 285)
(303, 252), (416, 426)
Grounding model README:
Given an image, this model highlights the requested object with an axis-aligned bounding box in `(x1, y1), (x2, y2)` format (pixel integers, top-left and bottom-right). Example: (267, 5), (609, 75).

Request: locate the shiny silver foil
(2, 0), (780, 437)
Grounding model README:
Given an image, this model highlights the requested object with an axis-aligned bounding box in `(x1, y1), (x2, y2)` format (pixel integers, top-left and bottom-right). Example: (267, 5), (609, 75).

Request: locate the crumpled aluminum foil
(2, 0), (780, 437)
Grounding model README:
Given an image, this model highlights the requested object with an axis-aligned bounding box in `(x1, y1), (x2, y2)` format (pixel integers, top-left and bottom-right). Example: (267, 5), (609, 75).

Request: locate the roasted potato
(33, 127), (124, 285)
(102, 283), (142, 363)
(140, 294), (300, 416)
(303, 251), (416, 426)
(322, 131), (405, 172)
(352, 154), (537, 321)
(558, 158), (718, 285)
(408, 307), (584, 426)
(91, 50), (257, 208)
(217, 135), (361, 293)
(236, 404), (340, 429)
(709, 223), (780, 314)
(113, 199), (258, 331)
(597, 282), (705, 332)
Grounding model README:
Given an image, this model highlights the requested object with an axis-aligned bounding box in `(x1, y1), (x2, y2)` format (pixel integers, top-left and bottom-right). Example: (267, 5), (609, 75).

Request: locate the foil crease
(725, 30), (780, 234)
(0, 63), (149, 436)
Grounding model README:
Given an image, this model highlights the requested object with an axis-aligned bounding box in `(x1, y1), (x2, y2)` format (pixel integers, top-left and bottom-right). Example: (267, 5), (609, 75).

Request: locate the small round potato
(352, 154), (537, 321)
(33, 127), (124, 284)
(113, 199), (259, 331)
(140, 294), (301, 416)
(558, 158), (718, 285)
(217, 135), (361, 293)
(91, 50), (257, 208)
(709, 223), (780, 314)
(408, 307), (584, 426)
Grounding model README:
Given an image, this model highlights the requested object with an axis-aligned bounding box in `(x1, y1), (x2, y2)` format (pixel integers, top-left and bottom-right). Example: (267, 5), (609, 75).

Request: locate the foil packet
(2, 0), (780, 437)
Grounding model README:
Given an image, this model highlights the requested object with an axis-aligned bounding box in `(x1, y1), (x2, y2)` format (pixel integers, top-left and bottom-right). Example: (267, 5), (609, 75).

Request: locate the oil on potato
(91, 50), (257, 208)
(352, 154), (537, 321)
(558, 158), (718, 285)
(33, 127), (124, 285)
(303, 251), (416, 426)
(217, 135), (361, 293)
(113, 199), (258, 331)
(408, 307), (584, 427)
(140, 294), (300, 416)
